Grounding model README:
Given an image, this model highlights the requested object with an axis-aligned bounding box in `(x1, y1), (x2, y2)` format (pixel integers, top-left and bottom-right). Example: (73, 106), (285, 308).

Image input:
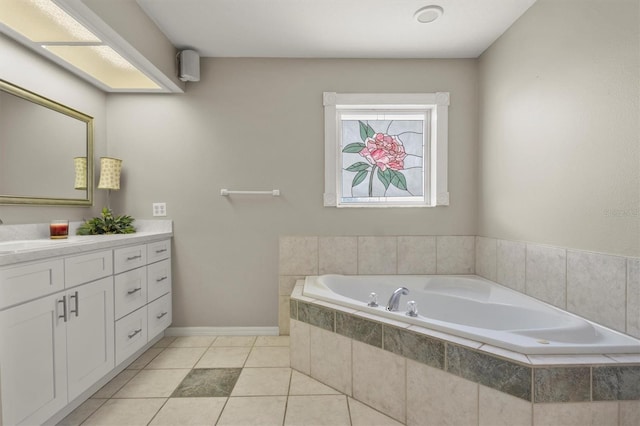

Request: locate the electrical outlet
(152, 202), (167, 217)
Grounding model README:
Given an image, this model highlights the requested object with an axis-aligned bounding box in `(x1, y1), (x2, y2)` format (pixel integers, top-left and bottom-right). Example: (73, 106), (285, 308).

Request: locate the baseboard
(165, 326), (280, 336)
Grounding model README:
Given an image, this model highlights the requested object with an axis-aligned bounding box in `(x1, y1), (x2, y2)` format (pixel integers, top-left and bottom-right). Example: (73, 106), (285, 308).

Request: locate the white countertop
(0, 220), (172, 266)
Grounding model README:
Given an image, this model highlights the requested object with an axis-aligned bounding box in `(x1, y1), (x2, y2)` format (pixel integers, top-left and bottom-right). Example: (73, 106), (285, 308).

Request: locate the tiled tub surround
(475, 237), (640, 339)
(279, 236), (475, 334)
(290, 283), (640, 425)
(279, 236), (640, 340)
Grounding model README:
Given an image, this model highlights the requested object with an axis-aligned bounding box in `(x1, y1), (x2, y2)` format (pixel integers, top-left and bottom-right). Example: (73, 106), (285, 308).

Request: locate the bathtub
(303, 274), (640, 355)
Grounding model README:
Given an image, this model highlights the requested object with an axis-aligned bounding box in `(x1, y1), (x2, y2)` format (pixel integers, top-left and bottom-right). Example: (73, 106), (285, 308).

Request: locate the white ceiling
(136, 0), (538, 59)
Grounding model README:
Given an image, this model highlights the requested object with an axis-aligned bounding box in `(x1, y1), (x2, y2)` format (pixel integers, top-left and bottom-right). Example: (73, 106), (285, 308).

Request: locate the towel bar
(220, 189), (280, 196)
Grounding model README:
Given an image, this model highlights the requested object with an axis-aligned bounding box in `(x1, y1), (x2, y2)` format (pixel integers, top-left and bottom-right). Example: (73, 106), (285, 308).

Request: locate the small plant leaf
(342, 142), (366, 153)
(352, 170), (368, 187)
(346, 162), (371, 172)
(76, 208), (136, 235)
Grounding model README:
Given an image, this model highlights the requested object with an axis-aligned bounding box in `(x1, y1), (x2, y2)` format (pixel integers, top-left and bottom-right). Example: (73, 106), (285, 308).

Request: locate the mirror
(0, 79), (93, 205)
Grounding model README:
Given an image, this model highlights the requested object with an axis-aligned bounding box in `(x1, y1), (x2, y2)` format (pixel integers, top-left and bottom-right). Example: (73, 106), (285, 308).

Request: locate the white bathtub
(303, 274), (640, 355)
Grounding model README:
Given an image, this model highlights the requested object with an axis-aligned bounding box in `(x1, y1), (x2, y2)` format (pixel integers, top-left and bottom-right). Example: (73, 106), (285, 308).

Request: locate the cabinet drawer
(0, 259), (64, 310)
(147, 259), (171, 302)
(114, 268), (147, 320)
(115, 306), (147, 366)
(147, 240), (171, 264)
(114, 244), (147, 274)
(147, 293), (172, 341)
(65, 250), (113, 288)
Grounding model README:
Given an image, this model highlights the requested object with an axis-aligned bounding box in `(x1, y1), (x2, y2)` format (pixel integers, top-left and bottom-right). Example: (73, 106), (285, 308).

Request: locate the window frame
(323, 92), (450, 208)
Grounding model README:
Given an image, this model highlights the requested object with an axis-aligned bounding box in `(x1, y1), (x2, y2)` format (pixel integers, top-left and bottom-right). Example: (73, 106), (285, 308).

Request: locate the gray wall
(106, 58), (479, 327)
(2, 0), (637, 329)
(478, 0), (640, 257)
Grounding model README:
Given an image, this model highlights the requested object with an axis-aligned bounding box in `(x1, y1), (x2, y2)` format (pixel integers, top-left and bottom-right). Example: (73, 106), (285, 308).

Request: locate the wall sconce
(97, 156), (122, 209)
(74, 157), (87, 190)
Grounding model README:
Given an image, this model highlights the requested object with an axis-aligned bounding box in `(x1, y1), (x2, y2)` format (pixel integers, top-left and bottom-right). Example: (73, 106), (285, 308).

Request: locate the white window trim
(323, 92), (450, 207)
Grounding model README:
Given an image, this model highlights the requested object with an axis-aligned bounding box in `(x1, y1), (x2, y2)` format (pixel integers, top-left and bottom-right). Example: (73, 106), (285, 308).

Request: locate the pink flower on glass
(359, 133), (407, 171)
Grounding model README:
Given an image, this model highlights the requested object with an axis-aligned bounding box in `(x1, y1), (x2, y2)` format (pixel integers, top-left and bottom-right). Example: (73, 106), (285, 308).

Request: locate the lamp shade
(73, 156), (87, 189)
(97, 157), (122, 190)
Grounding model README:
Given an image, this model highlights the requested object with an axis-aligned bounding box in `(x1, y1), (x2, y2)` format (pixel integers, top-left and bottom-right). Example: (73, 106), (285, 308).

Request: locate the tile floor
(58, 335), (403, 426)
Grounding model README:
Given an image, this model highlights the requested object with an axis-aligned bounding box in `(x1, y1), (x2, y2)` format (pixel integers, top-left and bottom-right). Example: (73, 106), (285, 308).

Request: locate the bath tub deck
(289, 276), (640, 426)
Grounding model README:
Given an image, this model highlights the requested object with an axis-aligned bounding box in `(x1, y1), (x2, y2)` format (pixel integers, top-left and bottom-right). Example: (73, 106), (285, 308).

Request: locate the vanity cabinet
(0, 270), (114, 425)
(0, 292), (68, 426)
(0, 236), (172, 426)
(113, 239), (171, 365)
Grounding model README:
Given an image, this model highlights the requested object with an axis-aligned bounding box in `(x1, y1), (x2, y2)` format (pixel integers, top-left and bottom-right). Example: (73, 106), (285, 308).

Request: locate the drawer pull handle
(57, 297), (67, 322)
(128, 328), (143, 339)
(126, 255), (142, 261)
(127, 287), (142, 295)
(156, 312), (168, 319)
(69, 291), (79, 317)
(155, 248), (167, 254)
(156, 276), (168, 283)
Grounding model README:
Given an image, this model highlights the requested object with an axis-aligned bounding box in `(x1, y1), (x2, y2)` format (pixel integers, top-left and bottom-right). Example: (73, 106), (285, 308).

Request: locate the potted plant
(77, 207), (136, 235)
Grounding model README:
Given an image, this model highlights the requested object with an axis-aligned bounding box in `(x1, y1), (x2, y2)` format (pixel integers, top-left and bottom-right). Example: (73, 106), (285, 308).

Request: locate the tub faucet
(386, 287), (409, 311)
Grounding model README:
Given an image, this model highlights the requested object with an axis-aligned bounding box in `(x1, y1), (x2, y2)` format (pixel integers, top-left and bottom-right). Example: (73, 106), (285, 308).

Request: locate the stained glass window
(339, 113), (428, 205)
(324, 92), (450, 208)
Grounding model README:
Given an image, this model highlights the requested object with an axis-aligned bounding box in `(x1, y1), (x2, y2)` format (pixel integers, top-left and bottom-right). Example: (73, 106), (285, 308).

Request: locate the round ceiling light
(414, 5), (444, 24)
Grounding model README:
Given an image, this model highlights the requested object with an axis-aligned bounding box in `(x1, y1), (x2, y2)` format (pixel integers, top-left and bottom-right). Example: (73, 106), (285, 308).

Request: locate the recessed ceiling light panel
(0, 0), (100, 42)
(414, 5), (444, 24)
(44, 45), (161, 89)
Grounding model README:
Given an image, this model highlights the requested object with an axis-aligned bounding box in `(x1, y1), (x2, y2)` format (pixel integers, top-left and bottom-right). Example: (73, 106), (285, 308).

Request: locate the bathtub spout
(386, 287), (409, 311)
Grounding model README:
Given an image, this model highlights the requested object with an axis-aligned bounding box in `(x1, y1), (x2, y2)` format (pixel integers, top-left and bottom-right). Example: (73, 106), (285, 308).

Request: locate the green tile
(171, 368), (241, 397)
(593, 366), (640, 401)
(383, 326), (444, 369)
(335, 312), (382, 347)
(534, 367), (591, 403)
(447, 344), (531, 401)
(298, 302), (334, 331)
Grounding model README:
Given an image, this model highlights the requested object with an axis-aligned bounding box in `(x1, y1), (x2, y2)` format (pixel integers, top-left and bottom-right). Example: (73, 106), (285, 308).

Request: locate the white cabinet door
(0, 294), (67, 426)
(66, 277), (115, 401)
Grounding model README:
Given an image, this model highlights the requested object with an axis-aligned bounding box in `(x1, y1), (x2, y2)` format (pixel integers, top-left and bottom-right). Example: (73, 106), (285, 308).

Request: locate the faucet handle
(367, 292), (379, 307)
(406, 300), (419, 317)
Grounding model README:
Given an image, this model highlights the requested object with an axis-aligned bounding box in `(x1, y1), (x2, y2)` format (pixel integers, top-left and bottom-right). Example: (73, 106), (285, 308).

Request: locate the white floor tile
(148, 397), (227, 425)
(83, 398), (166, 426)
(245, 346), (290, 367)
(194, 346), (251, 368)
(114, 369), (190, 398)
(217, 396), (286, 426)
(231, 368), (292, 396)
(285, 395), (351, 426)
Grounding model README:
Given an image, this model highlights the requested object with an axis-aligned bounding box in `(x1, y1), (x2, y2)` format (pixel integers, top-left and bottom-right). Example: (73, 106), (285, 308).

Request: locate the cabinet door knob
(156, 276), (168, 283)
(155, 248), (167, 254)
(156, 312), (168, 319)
(127, 287), (142, 295)
(128, 328), (143, 339)
(126, 255), (142, 261)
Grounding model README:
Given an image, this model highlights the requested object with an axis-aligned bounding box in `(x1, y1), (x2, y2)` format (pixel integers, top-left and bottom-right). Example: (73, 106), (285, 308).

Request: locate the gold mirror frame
(0, 79), (93, 206)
